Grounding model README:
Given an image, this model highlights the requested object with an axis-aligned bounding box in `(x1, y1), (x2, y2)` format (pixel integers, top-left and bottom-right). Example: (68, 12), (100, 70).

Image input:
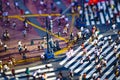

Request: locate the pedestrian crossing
(84, 0), (120, 26)
(0, 63), (56, 80)
(59, 35), (120, 79)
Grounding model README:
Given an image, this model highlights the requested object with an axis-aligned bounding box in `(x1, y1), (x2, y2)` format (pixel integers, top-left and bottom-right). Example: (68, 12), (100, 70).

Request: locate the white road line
(101, 66), (113, 80)
(97, 2), (105, 24)
(59, 38), (91, 65)
(64, 42), (93, 68)
(81, 62), (95, 74)
(85, 9), (90, 25)
(70, 46), (96, 70)
(86, 43), (119, 78)
(88, 6), (95, 25)
(74, 41), (108, 73)
(102, 1), (110, 23)
(6, 64), (52, 75)
(109, 73), (115, 80)
(108, 7), (113, 18)
(79, 41), (113, 74)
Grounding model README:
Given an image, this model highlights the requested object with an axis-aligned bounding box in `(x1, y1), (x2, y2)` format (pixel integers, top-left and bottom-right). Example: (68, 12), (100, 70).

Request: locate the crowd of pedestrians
(0, 0), (120, 80)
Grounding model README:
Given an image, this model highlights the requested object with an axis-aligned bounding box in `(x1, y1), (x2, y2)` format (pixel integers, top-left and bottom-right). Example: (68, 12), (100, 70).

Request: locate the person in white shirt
(6, 1), (11, 10)
(0, 39), (3, 46)
(112, 23), (116, 30)
(14, 1), (19, 9)
(80, 26), (84, 32)
(66, 48), (73, 58)
(3, 64), (9, 71)
(80, 58), (83, 64)
(18, 41), (22, 47)
(33, 69), (41, 78)
(77, 30), (82, 39)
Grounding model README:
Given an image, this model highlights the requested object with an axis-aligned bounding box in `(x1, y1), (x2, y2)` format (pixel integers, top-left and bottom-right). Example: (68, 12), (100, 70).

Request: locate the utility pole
(45, 17), (54, 59)
(46, 17), (49, 53)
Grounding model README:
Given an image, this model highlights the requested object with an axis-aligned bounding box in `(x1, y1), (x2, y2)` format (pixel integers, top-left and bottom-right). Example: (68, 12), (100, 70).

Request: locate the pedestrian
(6, 1), (11, 10)
(79, 74), (82, 80)
(24, 21), (29, 31)
(33, 69), (41, 79)
(112, 23), (117, 30)
(108, 36), (112, 45)
(37, 41), (41, 50)
(18, 45), (23, 54)
(70, 32), (74, 41)
(18, 40), (22, 47)
(40, 53), (45, 60)
(8, 57), (13, 67)
(92, 72), (97, 80)
(55, 40), (61, 50)
(14, 1), (19, 9)
(3, 43), (8, 52)
(81, 42), (85, 49)
(3, 64), (9, 72)
(23, 45), (27, 52)
(68, 70), (74, 80)
(85, 55), (91, 63)
(63, 23), (69, 36)
(22, 53), (27, 60)
(12, 21), (16, 29)
(45, 64), (50, 69)
(0, 60), (2, 72)
(82, 73), (87, 80)
(41, 41), (45, 50)
(77, 30), (82, 40)
(80, 58), (84, 64)
(20, 9), (24, 15)
(41, 73), (47, 80)
(3, 30), (10, 40)
(0, 11), (3, 21)
(22, 29), (27, 38)
(11, 57), (16, 66)
(11, 68), (15, 77)
(25, 67), (30, 80)
(58, 71), (63, 78)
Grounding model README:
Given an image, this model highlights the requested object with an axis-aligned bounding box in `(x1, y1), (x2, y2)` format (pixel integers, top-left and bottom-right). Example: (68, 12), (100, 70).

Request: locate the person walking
(22, 29), (27, 38)
(12, 21), (16, 29)
(3, 43), (8, 52)
(25, 67), (30, 80)
(11, 68), (15, 77)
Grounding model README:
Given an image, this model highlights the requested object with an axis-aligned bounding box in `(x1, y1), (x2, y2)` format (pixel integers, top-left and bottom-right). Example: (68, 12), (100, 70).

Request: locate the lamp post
(45, 17), (49, 52)
(44, 17), (54, 59)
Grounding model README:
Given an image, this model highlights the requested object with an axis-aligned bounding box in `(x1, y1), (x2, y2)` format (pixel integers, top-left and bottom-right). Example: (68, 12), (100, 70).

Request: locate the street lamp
(44, 17), (54, 59)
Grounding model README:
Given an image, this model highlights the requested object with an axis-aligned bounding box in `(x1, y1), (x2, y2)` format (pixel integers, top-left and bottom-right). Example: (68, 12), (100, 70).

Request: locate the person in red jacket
(11, 68), (15, 77)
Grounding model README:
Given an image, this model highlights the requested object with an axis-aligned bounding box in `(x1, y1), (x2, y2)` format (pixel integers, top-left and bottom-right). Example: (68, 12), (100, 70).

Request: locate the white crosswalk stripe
(101, 66), (113, 80)
(85, 0), (120, 26)
(60, 35), (120, 79)
(86, 43), (120, 78)
(0, 63), (56, 80)
(87, 45), (120, 79)
(109, 73), (116, 80)
(85, 9), (90, 25)
(64, 35), (103, 68)
(97, 2), (105, 24)
(75, 41), (115, 74)
(60, 38), (92, 65)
